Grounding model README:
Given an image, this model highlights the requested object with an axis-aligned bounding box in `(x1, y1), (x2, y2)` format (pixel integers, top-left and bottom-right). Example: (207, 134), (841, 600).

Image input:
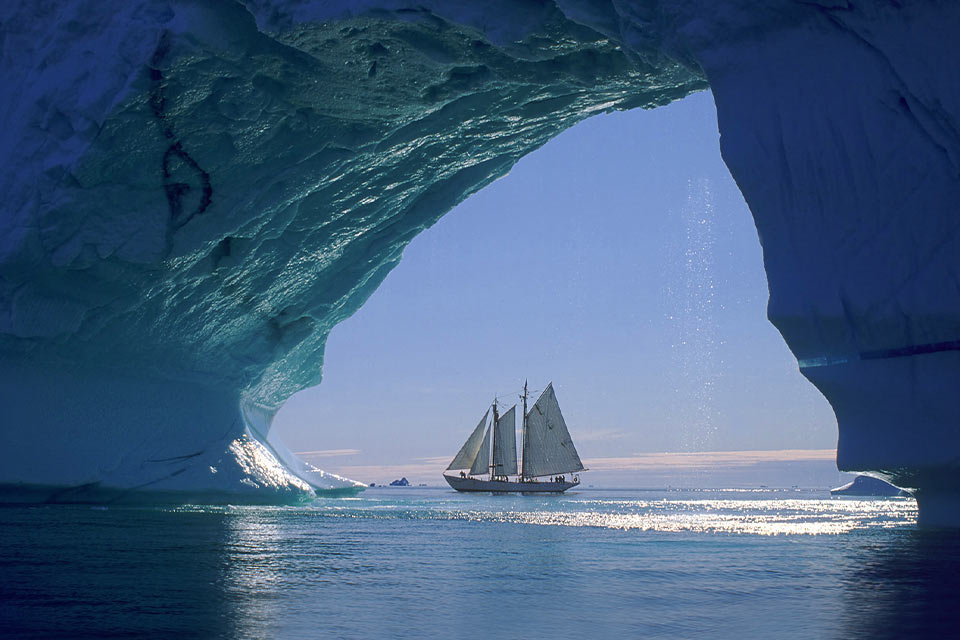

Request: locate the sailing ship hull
(444, 475), (578, 493)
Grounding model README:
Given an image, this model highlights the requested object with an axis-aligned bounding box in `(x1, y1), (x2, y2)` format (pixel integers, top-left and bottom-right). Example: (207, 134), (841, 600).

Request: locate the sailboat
(443, 382), (585, 493)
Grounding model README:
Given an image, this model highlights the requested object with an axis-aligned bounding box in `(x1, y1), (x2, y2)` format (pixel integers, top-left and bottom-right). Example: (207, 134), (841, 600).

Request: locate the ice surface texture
(0, 1), (957, 516)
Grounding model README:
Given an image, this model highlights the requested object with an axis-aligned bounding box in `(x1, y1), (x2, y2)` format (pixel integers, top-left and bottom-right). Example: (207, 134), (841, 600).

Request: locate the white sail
(469, 424), (491, 476)
(447, 409), (489, 470)
(493, 405), (518, 476)
(522, 383), (584, 477)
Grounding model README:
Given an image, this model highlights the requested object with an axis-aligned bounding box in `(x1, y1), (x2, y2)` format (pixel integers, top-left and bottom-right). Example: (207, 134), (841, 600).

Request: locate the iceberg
(1, 1), (958, 519)
(831, 475), (907, 498)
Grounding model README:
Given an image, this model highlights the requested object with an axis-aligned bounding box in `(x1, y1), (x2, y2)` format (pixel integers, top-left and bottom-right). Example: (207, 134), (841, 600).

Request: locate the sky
(271, 90), (845, 488)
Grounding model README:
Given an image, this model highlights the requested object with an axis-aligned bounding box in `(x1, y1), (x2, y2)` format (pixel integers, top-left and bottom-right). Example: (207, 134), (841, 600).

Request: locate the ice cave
(1, 1), (959, 522)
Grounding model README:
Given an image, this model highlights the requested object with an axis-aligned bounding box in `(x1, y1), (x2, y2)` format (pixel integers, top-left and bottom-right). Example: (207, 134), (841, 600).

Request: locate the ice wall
(696, 2), (960, 524)
(1, 1), (958, 517)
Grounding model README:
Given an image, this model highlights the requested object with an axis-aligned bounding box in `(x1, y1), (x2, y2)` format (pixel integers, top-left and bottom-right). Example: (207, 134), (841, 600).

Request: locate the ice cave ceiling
(1, 0), (705, 407)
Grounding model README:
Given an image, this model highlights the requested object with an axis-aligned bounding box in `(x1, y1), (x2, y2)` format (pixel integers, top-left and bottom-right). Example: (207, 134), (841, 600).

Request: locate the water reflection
(220, 510), (286, 639)
(461, 498), (915, 535)
(0, 506), (237, 638)
(0, 496), (947, 639)
(313, 495), (917, 535)
(840, 529), (960, 639)
(0, 506), (376, 638)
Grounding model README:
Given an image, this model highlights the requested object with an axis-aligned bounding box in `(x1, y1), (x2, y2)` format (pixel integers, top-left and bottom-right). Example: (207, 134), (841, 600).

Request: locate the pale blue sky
(272, 90), (839, 484)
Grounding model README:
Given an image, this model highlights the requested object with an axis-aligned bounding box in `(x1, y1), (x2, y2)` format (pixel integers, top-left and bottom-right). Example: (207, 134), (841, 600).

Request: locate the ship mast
(520, 380), (528, 481)
(491, 396), (499, 480)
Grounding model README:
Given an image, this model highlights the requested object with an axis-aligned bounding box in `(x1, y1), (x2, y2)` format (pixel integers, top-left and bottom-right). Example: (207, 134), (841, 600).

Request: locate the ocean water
(2, 487), (957, 639)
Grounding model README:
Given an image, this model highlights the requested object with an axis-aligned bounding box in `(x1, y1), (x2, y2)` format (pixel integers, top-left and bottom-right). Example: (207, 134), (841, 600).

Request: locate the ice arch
(1, 1), (958, 520)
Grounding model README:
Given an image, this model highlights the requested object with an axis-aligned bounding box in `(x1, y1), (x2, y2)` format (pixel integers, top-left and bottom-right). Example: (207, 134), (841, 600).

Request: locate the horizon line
(297, 447), (839, 480)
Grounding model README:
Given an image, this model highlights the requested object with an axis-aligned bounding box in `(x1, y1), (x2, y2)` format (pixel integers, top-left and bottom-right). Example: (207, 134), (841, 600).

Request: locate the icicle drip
(666, 177), (721, 450)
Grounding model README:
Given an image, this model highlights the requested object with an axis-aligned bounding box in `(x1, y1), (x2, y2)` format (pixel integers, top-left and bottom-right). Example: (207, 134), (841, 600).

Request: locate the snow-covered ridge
(1, 1), (958, 518)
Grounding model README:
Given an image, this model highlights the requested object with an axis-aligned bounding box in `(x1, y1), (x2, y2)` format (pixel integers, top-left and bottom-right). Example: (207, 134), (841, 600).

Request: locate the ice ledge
(0, 356), (363, 504)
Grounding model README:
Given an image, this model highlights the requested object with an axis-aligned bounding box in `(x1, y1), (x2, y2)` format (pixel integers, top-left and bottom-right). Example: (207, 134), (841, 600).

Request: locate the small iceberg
(831, 475), (908, 497)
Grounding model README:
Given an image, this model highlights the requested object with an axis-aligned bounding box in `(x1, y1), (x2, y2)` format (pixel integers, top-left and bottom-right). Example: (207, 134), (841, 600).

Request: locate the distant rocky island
(389, 478), (410, 487)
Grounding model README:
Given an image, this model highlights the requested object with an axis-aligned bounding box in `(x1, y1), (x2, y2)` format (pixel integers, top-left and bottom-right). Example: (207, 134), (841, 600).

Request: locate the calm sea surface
(3, 487), (958, 639)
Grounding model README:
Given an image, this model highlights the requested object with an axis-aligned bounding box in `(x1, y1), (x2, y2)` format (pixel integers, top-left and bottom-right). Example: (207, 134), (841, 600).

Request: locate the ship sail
(447, 409), (489, 470)
(469, 424), (492, 476)
(522, 383), (584, 477)
(493, 405), (518, 476)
